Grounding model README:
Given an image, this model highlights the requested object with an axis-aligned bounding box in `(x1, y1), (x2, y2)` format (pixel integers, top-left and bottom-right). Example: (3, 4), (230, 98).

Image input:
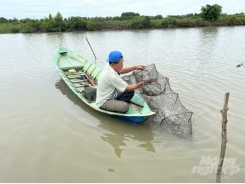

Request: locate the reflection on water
(197, 27), (219, 66)
(98, 120), (155, 158)
(55, 79), (155, 157)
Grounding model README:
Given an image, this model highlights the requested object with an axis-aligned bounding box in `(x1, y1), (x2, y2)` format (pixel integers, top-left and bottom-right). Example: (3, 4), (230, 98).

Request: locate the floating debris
(236, 63), (243, 68)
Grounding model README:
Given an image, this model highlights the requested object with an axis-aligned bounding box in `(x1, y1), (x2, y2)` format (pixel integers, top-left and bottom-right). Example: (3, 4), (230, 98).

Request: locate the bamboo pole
(216, 92), (230, 179)
(86, 37), (97, 59)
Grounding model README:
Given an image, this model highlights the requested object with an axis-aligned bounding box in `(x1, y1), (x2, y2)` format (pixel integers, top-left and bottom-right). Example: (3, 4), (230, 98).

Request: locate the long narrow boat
(53, 46), (155, 124)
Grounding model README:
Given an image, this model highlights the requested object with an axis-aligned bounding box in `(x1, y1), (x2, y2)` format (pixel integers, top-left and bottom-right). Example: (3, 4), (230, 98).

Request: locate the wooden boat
(53, 45), (155, 124)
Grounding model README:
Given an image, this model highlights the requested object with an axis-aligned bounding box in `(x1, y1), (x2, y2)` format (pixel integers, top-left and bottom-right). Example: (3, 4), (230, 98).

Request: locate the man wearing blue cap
(96, 50), (150, 113)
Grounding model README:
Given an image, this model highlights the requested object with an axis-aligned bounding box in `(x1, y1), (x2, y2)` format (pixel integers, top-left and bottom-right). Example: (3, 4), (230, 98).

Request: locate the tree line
(0, 4), (245, 34)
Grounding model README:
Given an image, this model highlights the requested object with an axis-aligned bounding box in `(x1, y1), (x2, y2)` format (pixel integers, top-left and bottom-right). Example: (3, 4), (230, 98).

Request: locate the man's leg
(117, 91), (135, 102)
(100, 99), (129, 113)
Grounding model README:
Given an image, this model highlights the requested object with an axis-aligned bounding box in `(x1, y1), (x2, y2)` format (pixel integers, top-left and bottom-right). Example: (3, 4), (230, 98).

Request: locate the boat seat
(82, 60), (93, 72)
(58, 57), (83, 70)
(87, 63), (97, 74)
(95, 72), (102, 81)
(91, 67), (102, 79)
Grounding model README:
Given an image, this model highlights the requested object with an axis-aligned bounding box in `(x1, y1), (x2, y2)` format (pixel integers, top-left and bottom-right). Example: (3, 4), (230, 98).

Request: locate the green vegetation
(201, 4), (222, 21)
(1, 4), (245, 34)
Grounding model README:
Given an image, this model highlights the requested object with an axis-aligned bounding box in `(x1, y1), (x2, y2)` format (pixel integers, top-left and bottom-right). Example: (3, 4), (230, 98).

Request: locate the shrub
(66, 17), (87, 30)
(161, 18), (177, 28)
(11, 26), (20, 33)
(130, 16), (150, 29)
(21, 19), (37, 33)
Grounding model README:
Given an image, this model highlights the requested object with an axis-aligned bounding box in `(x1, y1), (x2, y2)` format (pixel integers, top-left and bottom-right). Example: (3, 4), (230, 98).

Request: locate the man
(96, 50), (152, 113)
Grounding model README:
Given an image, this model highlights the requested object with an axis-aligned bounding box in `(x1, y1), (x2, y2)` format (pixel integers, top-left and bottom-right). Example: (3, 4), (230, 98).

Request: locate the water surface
(0, 27), (244, 182)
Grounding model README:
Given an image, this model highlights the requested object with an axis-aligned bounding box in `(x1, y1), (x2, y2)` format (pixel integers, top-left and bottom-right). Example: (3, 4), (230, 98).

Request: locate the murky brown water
(0, 27), (244, 182)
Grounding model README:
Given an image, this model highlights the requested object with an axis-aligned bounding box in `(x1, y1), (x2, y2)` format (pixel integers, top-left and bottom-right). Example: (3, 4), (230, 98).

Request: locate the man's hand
(136, 65), (145, 70)
(143, 78), (158, 84)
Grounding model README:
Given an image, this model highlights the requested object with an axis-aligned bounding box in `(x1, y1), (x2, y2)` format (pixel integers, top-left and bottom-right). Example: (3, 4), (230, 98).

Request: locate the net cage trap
(122, 64), (193, 135)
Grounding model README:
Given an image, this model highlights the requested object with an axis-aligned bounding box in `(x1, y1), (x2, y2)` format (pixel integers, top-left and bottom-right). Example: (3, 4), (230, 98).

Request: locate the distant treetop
(121, 12), (140, 17)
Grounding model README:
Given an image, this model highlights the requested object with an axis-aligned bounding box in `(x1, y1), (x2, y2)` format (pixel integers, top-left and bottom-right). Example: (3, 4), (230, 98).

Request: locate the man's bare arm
(120, 65), (145, 74)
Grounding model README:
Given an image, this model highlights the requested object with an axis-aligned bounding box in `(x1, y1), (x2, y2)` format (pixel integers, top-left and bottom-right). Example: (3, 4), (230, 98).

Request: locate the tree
(48, 14), (53, 20)
(53, 12), (66, 31)
(42, 12), (66, 32)
(54, 12), (63, 22)
(201, 4), (222, 21)
(121, 12), (140, 20)
(154, 15), (163, 19)
(0, 17), (8, 23)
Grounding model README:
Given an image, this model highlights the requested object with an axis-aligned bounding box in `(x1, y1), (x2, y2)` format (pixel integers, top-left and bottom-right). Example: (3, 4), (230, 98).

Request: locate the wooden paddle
(84, 73), (97, 87)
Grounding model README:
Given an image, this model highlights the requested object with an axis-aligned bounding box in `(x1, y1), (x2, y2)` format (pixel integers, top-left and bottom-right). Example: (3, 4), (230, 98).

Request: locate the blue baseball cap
(106, 51), (123, 63)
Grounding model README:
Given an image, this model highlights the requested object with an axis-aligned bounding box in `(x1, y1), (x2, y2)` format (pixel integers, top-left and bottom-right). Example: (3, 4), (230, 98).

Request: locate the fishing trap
(122, 64), (193, 135)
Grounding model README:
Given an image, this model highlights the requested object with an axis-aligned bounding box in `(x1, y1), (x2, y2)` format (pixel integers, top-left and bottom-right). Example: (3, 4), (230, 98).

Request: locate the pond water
(0, 26), (244, 182)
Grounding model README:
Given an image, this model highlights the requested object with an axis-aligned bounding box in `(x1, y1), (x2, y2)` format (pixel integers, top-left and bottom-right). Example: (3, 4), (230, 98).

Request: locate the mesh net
(122, 64), (193, 135)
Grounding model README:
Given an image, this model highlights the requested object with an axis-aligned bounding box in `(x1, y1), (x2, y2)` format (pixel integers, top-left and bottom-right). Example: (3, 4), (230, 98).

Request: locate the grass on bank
(0, 23), (21, 34)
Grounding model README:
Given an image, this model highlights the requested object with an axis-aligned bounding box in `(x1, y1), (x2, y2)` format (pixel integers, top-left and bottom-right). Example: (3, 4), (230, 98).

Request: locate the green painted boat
(53, 45), (155, 124)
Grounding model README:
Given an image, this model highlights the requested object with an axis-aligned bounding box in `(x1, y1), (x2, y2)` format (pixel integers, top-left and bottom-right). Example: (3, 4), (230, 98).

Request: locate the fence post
(216, 92), (230, 181)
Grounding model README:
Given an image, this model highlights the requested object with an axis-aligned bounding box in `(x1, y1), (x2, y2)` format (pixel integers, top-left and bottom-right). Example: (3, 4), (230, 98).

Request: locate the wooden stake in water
(216, 92), (230, 180)
(86, 37), (97, 59)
